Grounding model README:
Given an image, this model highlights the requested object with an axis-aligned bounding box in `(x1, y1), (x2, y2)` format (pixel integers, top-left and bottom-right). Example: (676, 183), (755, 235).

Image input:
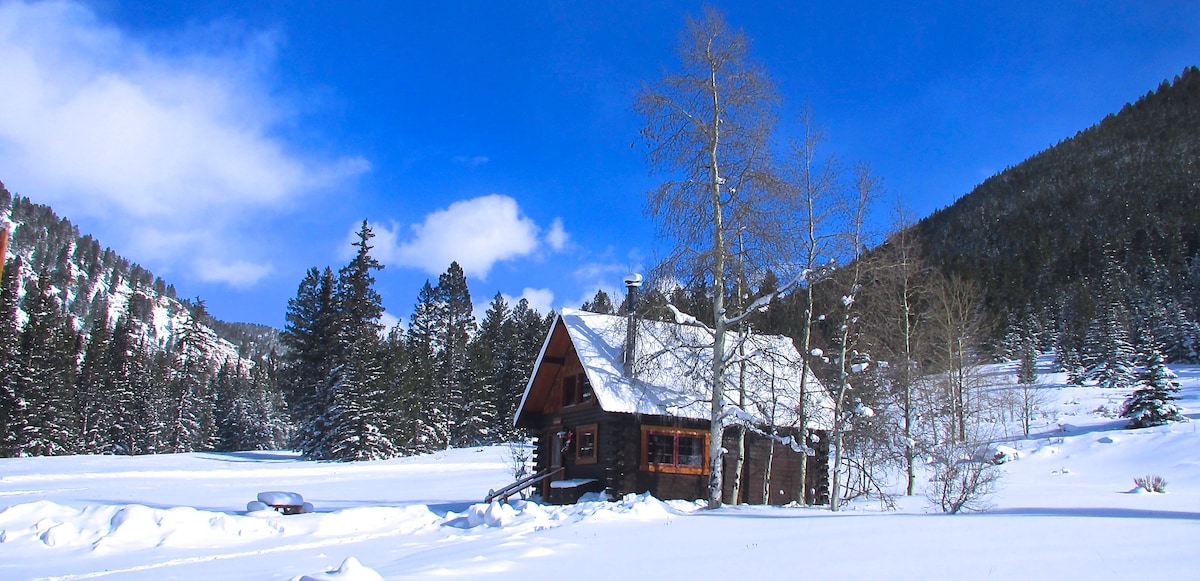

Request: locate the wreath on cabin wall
(558, 430), (574, 454)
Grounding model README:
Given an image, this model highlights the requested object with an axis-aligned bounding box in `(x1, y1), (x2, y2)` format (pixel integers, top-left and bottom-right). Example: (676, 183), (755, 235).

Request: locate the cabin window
(561, 373), (593, 408)
(576, 424), (598, 464)
(562, 375), (579, 407)
(640, 426), (709, 475)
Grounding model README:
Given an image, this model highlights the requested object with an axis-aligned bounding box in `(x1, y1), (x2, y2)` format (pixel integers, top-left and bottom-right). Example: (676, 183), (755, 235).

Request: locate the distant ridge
(0, 182), (277, 358)
(911, 66), (1200, 356)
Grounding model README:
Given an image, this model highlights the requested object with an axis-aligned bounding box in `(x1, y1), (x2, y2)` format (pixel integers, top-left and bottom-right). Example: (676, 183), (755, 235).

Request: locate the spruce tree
(502, 298), (551, 426)
(76, 306), (114, 453)
(464, 293), (507, 444)
(0, 258), (22, 457)
(14, 270), (79, 456)
(406, 280), (448, 452)
(106, 313), (141, 454)
(581, 289), (615, 314)
(327, 221), (396, 460)
(1084, 304), (1137, 389)
(281, 267), (340, 458)
(1122, 351), (1185, 428)
(379, 324), (412, 452)
(436, 262), (477, 447)
(166, 301), (218, 453)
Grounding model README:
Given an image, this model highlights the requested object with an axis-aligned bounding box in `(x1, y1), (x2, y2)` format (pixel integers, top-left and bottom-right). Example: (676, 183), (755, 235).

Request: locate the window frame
(639, 425), (710, 475)
(560, 372), (594, 409)
(575, 423), (598, 464)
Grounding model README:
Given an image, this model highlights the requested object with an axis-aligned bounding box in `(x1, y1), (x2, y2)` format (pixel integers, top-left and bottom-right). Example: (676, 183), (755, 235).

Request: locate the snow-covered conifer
(1121, 351), (1185, 428)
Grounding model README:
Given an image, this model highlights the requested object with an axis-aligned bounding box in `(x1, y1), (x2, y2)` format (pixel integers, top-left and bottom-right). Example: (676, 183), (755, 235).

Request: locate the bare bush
(925, 440), (1001, 513)
(1134, 474), (1167, 493)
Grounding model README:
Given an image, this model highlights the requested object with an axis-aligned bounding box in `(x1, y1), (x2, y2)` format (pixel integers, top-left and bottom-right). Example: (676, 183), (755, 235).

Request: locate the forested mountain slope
(0, 182), (289, 457)
(912, 66), (1200, 358)
(0, 183), (276, 358)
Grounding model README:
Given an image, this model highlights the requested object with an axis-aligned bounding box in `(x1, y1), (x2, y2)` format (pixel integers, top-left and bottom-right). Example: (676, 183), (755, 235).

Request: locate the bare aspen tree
(929, 274), (986, 443)
(828, 163), (879, 512)
(858, 206), (932, 496)
(781, 107), (842, 504)
(637, 8), (805, 509)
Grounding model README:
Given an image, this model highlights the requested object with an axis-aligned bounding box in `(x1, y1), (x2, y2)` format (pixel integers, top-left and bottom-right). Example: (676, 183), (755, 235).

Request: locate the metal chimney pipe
(623, 273), (643, 377)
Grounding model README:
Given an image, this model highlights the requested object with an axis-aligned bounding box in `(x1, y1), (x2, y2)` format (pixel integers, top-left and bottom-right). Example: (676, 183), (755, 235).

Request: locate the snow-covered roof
(515, 309), (833, 430)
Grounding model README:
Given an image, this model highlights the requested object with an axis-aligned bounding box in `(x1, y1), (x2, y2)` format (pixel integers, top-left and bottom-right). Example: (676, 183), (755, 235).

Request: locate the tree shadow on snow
(193, 451), (302, 463)
(985, 507), (1200, 521)
(1027, 418), (1128, 440)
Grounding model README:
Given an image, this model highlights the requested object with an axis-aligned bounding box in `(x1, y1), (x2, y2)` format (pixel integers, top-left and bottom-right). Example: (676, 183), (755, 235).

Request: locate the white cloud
(545, 217), (569, 251)
(379, 311), (402, 332)
(378, 194), (541, 278)
(505, 287), (555, 316)
(0, 1), (366, 286)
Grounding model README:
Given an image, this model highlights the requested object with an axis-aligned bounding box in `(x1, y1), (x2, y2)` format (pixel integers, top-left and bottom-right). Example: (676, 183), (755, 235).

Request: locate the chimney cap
(623, 273), (643, 288)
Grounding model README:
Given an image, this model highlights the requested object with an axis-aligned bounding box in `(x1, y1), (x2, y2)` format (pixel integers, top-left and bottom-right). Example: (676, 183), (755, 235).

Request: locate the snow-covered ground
(2, 359), (1197, 580)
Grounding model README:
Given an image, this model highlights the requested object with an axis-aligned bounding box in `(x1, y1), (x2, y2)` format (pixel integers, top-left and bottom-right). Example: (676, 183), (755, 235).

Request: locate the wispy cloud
(193, 258), (274, 288)
(451, 155), (490, 168)
(0, 1), (366, 287)
(545, 217), (569, 251)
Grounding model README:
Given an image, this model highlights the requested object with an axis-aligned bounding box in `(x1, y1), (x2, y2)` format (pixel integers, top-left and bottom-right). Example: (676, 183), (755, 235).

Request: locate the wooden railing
(484, 466), (564, 504)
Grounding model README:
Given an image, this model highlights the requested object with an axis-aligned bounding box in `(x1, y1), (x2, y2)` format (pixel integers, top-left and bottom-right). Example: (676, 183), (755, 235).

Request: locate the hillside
(0, 182), (290, 458)
(0, 359), (1195, 579)
(912, 67), (1200, 356)
(0, 182), (278, 359)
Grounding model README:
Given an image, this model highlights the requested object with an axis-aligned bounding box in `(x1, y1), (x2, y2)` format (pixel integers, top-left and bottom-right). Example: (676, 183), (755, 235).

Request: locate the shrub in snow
(925, 440), (1001, 514)
(1133, 475), (1168, 493)
(990, 445), (1020, 464)
(1121, 353), (1185, 429)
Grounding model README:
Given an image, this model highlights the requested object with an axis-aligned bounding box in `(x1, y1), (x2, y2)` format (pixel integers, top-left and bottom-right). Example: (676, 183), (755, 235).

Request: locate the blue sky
(0, 1), (1196, 329)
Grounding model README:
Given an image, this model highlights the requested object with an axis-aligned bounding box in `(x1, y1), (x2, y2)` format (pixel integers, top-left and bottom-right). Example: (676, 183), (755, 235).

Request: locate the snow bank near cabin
(0, 487), (686, 561)
(0, 500), (445, 552)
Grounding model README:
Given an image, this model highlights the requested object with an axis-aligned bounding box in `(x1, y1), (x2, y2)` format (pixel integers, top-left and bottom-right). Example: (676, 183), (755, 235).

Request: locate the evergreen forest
(0, 187), (550, 460)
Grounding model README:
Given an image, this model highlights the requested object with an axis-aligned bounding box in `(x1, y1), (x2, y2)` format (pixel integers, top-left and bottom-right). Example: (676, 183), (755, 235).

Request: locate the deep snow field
(2, 358), (1197, 580)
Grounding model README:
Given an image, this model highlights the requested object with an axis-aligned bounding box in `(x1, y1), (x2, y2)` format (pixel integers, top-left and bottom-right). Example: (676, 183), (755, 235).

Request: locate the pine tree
(1084, 308), (1137, 389)
(14, 270), (79, 456)
(106, 313), (141, 454)
(464, 293), (507, 444)
(1016, 335), (1038, 386)
(581, 289), (615, 314)
(166, 301), (218, 453)
(435, 262), (477, 447)
(326, 220), (396, 460)
(406, 281), (448, 452)
(135, 347), (172, 454)
(379, 324), (412, 452)
(501, 298), (551, 428)
(1122, 351), (1185, 428)
(0, 257), (23, 457)
(281, 267), (340, 458)
(76, 306), (114, 453)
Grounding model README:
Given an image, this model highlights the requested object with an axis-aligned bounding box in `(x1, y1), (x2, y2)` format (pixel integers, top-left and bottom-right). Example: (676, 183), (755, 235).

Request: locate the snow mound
(258, 491), (305, 505)
(294, 557), (384, 581)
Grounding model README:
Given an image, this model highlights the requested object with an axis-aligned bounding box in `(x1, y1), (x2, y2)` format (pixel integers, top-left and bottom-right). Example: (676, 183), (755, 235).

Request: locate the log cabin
(513, 304), (833, 505)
